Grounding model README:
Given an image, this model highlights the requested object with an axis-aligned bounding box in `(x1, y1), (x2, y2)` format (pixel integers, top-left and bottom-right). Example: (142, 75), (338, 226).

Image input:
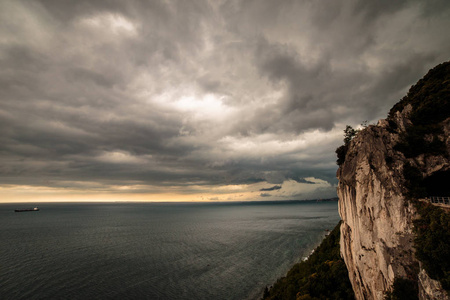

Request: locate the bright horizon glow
(0, 179), (336, 203)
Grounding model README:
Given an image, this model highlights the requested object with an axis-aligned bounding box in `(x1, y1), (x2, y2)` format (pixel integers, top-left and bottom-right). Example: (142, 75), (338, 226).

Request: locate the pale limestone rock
(337, 109), (450, 300)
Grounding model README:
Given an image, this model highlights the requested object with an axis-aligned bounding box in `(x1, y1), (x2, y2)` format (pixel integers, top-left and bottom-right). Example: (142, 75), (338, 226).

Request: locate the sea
(0, 201), (340, 300)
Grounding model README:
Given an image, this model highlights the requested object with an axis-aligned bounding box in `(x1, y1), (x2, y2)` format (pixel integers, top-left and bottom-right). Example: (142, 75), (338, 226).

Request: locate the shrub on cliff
(335, 125), (358, 166)
(335, 144), (348, 166)
(384, 277), (419, 300)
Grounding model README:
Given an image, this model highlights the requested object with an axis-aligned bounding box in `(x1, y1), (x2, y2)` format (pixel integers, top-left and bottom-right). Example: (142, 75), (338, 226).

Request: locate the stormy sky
(1, 0), (449, 202)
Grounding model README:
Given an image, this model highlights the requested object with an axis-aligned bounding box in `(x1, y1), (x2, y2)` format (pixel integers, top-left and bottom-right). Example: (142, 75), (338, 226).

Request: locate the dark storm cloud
(224, 0), (450, 137)
(248, 40), (336, 134)
(290, 177), (316, 185)
(260, 185), (281, 192)
(1, 0), (450, 199)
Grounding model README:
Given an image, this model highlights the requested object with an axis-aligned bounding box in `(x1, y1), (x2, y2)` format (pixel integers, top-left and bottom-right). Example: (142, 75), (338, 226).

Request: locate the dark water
(0, 201), (340, 300)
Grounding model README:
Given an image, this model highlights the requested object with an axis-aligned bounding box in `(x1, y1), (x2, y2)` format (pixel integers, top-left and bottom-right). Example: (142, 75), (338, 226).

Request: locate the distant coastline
(1, 198), (338, 206)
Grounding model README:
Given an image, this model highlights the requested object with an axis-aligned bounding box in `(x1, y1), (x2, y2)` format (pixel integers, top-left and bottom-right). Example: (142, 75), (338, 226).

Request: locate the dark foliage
(389, 61), (449, 158)
(402, 162), (426, 198)
(336, 125), (358, 166)
(394, 126), (446, 158)
(388, 61), (450, 123)
(413, 201), (450, 291)
(343, 125), (357, 145)
(262, 222), (354, 300)
(384, 277), (419, 300)
(335, 145), (348, 166)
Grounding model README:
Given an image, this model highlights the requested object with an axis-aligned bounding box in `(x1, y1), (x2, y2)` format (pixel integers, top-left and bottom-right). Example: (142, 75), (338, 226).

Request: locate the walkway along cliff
(337, 62), (450, 300)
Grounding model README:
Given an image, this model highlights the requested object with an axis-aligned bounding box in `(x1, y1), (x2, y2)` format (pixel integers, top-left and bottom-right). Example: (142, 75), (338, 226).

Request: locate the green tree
(343, 125), (357, 145)
(336, 125), (358, 165)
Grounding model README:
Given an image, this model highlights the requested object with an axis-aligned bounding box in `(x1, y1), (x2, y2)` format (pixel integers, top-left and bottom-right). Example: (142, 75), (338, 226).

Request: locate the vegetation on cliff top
(390, 61), (449, 158)
(335, 125), (359, 166)
(262, 222), (354, 300)
(388, 61), (450, 126)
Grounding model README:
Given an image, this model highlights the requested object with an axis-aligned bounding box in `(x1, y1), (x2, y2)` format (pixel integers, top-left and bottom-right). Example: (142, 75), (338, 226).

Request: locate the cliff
(337, 62), (450, 300)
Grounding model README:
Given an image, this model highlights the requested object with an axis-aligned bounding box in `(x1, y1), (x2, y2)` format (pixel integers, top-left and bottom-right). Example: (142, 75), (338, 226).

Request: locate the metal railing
(429, 196), (450, 206)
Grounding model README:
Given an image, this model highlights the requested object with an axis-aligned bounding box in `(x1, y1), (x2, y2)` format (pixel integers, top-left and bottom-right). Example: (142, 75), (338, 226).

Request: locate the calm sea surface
(0, 201), (339, 300)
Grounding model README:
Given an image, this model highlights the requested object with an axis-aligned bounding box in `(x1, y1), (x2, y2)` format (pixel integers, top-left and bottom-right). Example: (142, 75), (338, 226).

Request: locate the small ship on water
(15, 207), (39, 212)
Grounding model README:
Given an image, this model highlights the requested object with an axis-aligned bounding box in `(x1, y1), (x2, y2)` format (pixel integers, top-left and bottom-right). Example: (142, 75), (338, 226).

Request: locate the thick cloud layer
(1, 0), (449, 201)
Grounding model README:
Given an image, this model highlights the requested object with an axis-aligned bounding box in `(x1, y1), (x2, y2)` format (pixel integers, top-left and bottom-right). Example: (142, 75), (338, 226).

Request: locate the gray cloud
(1, 0), (450, 200)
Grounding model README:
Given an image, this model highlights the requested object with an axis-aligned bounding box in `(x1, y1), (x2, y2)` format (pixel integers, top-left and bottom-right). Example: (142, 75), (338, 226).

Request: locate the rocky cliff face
(337, 62), (450, 300)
